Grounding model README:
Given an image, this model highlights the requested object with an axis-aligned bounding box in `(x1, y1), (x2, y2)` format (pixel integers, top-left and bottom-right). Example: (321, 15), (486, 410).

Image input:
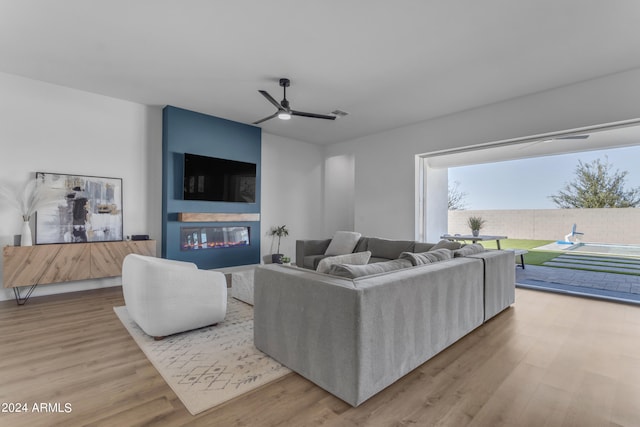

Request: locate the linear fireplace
(181, 226), (250, 251)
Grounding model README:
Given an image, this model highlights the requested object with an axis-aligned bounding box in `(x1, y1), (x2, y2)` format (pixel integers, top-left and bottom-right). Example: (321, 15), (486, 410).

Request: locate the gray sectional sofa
(254, 236), (515, 407)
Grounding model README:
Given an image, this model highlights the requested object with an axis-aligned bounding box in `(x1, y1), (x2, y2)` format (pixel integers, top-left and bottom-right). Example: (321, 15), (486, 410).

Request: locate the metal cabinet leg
(13, 285), (38, 306)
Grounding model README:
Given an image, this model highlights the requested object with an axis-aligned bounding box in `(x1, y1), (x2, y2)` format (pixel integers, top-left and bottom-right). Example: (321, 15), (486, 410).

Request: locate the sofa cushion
(429, 239), (463, 251)
(316, 251), (372, 274)
(413, 242), (435, 252)
(399, 248), (453, 266)
(366, 238), (415, 260)
(325, 231), (363, 256)
(328, 259), (413, 279)
(353, 237), (369, 253)
(453, 244), (486, 257)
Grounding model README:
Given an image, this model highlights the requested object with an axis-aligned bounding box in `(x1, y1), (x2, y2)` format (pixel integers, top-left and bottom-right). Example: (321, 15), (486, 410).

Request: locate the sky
(448, 145), (640, 210)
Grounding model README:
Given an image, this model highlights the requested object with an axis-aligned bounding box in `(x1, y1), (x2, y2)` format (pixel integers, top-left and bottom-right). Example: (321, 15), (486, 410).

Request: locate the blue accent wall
(162, 106), (261, 269)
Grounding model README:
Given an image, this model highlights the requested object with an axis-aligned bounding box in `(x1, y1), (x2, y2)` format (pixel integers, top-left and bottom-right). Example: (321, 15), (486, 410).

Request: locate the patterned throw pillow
(399, 248), (453, 266)
(316, 251), (372, 274)
(452, 244), (486, 257)
(328, 259), (413, 279)
(429, 239), (463, 251)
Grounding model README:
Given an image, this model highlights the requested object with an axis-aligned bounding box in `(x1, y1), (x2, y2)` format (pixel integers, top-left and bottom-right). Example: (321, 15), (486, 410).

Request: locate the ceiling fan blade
(518, 134), (590, 150)
(291, 110), (336, 120)
(258, 90), (283, 110)
(252, 112), (279, 125)
(555, 135), (589, 140)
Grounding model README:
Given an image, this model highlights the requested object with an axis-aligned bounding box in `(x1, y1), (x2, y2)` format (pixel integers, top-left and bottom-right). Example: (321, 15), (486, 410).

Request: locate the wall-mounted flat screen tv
(183, 153), (256, 203)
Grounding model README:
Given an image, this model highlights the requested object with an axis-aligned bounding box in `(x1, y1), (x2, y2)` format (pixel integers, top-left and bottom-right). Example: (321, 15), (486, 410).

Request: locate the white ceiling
(2, 1), (640, 145)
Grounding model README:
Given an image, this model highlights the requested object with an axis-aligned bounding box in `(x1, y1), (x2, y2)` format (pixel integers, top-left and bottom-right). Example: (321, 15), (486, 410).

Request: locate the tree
(448, 180), (468, 210)
(549, 157), (640, 208)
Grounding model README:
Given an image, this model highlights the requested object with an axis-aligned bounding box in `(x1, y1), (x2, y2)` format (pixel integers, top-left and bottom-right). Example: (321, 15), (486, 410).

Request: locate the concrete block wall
(448, 208), (640, 244)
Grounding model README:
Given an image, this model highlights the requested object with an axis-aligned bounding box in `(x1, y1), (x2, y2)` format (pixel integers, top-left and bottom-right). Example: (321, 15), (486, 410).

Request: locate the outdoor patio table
(440, 234), (508, 249)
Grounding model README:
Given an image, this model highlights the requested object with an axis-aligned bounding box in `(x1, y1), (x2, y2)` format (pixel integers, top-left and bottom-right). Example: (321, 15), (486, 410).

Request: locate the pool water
(568, 243), (640, 257)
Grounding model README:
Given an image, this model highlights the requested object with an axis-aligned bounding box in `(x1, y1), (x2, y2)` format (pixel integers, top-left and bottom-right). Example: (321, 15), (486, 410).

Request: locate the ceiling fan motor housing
(279, 79), (290, 109)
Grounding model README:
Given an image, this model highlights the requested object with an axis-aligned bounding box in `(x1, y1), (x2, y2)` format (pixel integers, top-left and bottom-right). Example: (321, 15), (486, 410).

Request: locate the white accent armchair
(122, 254), (227, 339)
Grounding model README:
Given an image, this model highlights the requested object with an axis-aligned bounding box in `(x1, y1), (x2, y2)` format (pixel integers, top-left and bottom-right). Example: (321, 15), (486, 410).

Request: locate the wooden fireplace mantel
(177, 213), (260, 222)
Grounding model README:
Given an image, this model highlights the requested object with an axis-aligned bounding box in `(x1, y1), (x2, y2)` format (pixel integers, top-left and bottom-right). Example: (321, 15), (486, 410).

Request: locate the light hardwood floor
(1, 287), (639, 426)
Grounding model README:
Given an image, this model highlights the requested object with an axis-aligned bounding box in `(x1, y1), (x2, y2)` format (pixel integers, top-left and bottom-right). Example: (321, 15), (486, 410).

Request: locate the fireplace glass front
(181, 226), (250, 251)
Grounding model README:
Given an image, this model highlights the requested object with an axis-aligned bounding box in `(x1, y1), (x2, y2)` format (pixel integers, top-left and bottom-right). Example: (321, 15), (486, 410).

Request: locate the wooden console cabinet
(3, 240), (156, 304)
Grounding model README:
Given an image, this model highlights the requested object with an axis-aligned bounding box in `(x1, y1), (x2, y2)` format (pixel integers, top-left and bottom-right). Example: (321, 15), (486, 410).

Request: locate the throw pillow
(328, 259), (413, 279)
(316, 251), (372, 274)
(429, 239), (463, 251)
(452, 244), (486, 257)
(399, 248), (453, 266)
(324, 231), (362, 256)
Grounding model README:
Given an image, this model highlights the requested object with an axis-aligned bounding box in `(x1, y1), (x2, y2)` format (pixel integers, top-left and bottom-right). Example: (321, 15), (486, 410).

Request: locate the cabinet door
(90, 241), (156, 278)
(39, 244), (92, 283)
(3, 244), (91, 288)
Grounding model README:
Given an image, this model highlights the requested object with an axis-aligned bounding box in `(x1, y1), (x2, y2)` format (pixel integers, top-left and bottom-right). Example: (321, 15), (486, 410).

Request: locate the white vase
(21, 220), (33, 246)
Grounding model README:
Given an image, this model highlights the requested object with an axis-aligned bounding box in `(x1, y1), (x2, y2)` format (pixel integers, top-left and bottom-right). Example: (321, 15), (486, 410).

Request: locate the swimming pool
(567, 243), (640, 257)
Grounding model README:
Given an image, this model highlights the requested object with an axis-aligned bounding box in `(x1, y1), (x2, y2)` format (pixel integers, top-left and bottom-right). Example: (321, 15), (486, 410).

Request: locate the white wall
(260, 133), (325, 263)
(325, 68), (640, 241)
(0, 72), (162, 301)
(324, 154), (355, 235)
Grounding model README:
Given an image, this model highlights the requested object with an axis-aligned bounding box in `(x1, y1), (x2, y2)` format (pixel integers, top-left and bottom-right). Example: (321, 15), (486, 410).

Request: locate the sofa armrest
(295, 239), (331, 267)
(254, 265), (361, 404)
(467, 250), (515, 321)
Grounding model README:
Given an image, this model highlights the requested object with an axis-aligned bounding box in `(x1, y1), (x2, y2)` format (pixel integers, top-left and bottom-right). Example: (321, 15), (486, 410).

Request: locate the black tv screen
(183, 153), (256, 203)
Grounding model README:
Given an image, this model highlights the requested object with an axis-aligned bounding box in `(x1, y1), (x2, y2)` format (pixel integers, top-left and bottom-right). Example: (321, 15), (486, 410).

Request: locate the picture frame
(35, 172), (123, 244)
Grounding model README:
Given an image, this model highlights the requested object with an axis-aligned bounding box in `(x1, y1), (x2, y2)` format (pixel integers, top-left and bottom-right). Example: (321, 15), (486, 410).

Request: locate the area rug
(114, 297), (291, 415)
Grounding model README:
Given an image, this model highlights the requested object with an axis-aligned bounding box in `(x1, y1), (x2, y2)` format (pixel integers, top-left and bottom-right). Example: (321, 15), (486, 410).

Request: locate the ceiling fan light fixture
(278, 110), (292, 120)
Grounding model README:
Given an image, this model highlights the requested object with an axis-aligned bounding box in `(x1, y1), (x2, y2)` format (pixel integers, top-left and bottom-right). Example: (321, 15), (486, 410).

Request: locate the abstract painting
(35, 172), (123, 244)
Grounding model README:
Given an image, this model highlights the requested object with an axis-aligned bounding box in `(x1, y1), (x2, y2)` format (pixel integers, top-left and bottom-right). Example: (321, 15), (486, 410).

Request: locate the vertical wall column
(162, 106), (262, 269)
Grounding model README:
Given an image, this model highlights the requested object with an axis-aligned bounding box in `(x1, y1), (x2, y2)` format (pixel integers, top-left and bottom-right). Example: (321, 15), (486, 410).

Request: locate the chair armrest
(295, 239), (331, 267)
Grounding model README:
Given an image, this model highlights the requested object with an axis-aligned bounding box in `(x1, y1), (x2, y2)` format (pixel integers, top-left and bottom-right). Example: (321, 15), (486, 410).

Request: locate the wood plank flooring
(0, 287), (639, 426)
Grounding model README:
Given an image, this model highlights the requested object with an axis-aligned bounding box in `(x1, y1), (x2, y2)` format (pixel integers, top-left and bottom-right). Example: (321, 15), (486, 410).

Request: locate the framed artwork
(35, 172), (123, 244)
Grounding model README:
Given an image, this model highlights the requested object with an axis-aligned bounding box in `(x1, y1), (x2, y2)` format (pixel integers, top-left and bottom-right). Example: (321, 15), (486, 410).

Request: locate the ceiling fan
(253, 78), (336, 125)
(553, 135), (590, 140)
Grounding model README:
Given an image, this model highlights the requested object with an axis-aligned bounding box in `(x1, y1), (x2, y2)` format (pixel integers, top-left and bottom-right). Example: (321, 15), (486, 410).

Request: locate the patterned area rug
(114, 297), (291, 415)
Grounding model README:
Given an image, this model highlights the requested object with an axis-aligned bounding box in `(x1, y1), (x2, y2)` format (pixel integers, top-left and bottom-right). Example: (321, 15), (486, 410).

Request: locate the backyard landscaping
(477, 239), (561, 265)
(478, 238), (640, 276)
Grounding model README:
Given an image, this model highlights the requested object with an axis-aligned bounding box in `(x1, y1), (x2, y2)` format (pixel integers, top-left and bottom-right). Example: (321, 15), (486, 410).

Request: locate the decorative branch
(0, 179), (65, 220)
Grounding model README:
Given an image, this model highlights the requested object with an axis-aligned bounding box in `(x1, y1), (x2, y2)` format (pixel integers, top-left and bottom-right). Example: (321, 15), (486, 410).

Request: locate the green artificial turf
(477, 239), (562, 266)
(466, 238), (640, 276)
